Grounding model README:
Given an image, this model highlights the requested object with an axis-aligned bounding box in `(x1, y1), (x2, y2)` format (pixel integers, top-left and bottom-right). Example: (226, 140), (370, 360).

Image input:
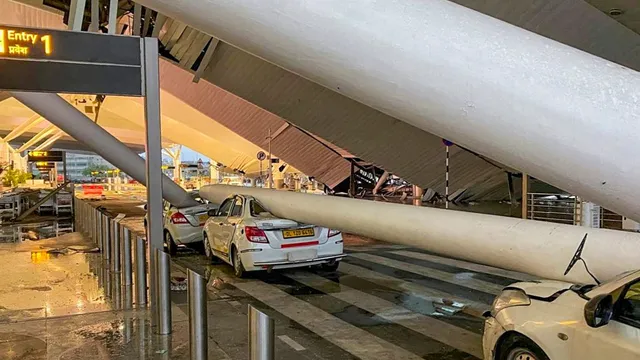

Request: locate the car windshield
(250, 200), (270, 217)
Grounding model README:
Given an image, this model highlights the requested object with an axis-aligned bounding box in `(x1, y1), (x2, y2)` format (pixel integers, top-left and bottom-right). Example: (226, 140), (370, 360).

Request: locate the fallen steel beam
(200, 185), (640, 284)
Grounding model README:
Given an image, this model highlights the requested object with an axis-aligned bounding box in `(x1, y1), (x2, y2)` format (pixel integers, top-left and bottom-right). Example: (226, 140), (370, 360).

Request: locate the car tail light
(245, 226), (268, 243)
(170, 212), (189, 224)
(328, 229), (341, 238)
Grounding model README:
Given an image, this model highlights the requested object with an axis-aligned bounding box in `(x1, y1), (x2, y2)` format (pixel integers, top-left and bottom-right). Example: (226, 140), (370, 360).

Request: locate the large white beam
(34, 130), (64, 151)
(136, 0), (640, 221)
(201, 185), (640, 284)
(12, 91), (197, 208)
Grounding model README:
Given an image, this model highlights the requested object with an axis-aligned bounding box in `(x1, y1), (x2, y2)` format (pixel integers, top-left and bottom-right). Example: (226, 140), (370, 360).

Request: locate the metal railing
(74, 196), (277, 359)
(527, 193), (580, 225)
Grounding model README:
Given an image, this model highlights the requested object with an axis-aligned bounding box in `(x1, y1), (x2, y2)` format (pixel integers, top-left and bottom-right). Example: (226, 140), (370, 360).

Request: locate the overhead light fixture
(609, 8), (623, 16)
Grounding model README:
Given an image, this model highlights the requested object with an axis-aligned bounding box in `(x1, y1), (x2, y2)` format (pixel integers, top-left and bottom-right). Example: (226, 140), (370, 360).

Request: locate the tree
(82, 163), (114, 177)
(2, 169), (32, 187)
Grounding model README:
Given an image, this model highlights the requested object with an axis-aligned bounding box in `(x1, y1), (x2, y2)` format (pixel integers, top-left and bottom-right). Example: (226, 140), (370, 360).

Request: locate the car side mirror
(584, 294), (613, 328)
(207, 209), (217, 217)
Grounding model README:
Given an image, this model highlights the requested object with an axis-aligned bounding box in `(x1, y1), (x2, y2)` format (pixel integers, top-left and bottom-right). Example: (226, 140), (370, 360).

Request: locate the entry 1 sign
(0, 24), (143, 95)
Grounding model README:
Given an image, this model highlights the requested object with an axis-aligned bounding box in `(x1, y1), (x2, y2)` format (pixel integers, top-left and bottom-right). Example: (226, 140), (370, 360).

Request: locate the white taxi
(144, 191), (216, 254)
(203, 194), (345, 277)
(483, 269), (640, 360)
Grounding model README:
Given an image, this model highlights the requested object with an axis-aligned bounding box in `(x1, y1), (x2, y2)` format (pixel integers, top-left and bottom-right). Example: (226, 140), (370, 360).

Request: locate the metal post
(108, 0), (118, 34)
(112, 220), (121, 272)
(522, 173), (529, 219)
(135, 236), (148, 306)
(143, 37), (164, 327)
(248, 305), (275, 360)
(122, 227), (133, 286)
(188, 269), (207, 360)
(155, 249), (172, 335)
(89, 0), (99, 32)
(68, 0), (87, 32)
(445, 144), (450, 209)
(103, 215), (111, 262)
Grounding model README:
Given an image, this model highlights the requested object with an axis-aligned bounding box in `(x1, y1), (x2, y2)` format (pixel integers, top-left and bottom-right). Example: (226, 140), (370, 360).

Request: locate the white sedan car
(203, 194), (345, 277)
(483, 269), (640, 360)
(145, 192), (217, 254)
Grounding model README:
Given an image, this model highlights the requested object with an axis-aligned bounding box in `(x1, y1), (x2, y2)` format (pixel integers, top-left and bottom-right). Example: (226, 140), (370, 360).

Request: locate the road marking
(351, 253), (504, 295)
(286, 271), (483, 358)
(391, 250), (536, 282)
(346, 245), (412, 252)
(217, 273), (424, 360)
(278, 335), (306, 351)
(339, 262), (489, 317)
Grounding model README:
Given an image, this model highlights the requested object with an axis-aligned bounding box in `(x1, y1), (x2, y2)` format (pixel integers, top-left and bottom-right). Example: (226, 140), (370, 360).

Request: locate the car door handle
(230, 223), (236, 227)
(218, 222), (224, 226)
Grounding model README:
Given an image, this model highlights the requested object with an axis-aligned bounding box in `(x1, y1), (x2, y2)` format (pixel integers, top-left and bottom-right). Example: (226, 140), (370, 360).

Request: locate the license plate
(287, 249), (317, 262)
(282, 228), (314, 239)
(198, 214), (208, 224)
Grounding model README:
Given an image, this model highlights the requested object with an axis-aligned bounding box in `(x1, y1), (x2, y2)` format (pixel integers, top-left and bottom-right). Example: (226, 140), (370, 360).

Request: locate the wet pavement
(0, 196), (538, 359)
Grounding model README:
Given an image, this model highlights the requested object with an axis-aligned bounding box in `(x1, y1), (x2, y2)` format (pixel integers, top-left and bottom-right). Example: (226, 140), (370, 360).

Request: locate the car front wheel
(203, 234), (214, 261)
(498, 334), (549, 360)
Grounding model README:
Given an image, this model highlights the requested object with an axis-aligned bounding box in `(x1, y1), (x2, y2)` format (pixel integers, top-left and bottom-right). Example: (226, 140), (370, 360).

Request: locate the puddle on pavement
(0, 332), (47, 358)
(0, 219), (74, 243)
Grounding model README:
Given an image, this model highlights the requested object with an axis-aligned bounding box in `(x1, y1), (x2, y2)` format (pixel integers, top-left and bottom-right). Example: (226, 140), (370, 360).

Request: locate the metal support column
(188, 269), (207, 360)
(248, 305), (275, 360)
(155, 249), (172, 335)
(142, 37), (164, 327)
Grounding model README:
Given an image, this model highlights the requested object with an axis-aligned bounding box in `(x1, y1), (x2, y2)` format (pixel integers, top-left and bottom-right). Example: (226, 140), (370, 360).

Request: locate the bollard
(122, 227), (133, 286)
(188, 269), (207, 360)
(155, 248), (172, 335)
(248, 305), (275, 360)
(103, 215), (111, 262)
(98, 212), (105, 251)
(134, 236), (148, 305)
(112, 219), (121, 272)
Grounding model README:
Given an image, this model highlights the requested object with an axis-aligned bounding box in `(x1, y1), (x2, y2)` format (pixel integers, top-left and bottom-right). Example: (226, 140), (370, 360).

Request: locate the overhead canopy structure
(0, 0), (352, 188)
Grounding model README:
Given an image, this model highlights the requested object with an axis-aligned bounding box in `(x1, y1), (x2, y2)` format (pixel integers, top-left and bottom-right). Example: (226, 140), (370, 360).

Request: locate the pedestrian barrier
(82, 184), (104, 196)
(74, 197), (277, 359)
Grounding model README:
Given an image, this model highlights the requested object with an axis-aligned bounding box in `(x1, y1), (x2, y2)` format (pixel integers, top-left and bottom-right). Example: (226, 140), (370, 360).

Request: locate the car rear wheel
(164, 231), (177, 256)
(232, 247), (245, 278)
(321, 261), (340, 272)
(498, 334), (549, 360)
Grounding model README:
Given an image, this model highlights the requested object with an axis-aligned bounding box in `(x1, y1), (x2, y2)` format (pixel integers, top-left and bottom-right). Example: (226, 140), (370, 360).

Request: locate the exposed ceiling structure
(4, 0), (640, 200)
(0, 0), (351, 187)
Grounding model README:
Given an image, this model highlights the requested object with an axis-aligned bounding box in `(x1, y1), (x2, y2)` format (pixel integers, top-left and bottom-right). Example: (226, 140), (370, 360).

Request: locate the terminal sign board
(0, 25), (143, 95)
(28, 150), (64, 162)
(35, 161), (55, 170)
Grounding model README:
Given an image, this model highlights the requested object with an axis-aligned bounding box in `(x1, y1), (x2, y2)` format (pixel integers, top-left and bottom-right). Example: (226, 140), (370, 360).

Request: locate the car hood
(510, 280), (574, 298)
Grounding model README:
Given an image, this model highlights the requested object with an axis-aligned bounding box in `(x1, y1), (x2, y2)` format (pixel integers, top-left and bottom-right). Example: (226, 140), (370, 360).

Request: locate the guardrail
(74, 196), (276, 359)
(527, 193), (580, 225)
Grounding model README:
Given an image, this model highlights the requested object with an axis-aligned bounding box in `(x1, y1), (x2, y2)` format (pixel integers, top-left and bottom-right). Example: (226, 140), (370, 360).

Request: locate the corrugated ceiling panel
(158, 59), (351, 188)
